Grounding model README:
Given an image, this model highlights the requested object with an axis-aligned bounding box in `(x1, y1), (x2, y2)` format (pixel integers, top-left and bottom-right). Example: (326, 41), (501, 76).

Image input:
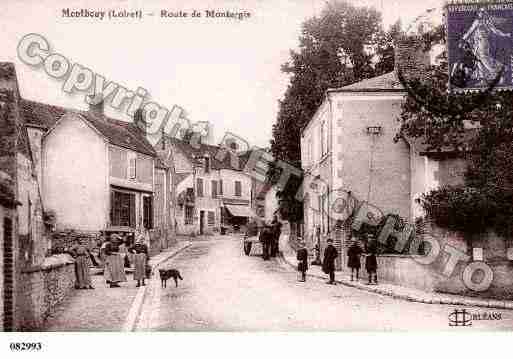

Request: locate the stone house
(21, 96), (173, 253)
(239, 148), (275, 220)
(300, 42), (513, 298)
(0, 62), (76, 331)
(0, 61), (175, 329)
(301, 70), (410, 267)
(156, 137), (254, 235)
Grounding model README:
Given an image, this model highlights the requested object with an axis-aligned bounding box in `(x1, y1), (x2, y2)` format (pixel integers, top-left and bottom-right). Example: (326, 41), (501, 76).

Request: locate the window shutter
(219, 180), (223, 195)
(205, 157), (210, 173)
(149, 196), (153, 229)
(208, 211), (215, 225)
(235, 181), (241, 197)
(211, 180), (217, 198)
(129, 193), (136, 228)
(110, 191), (115, 224)
(143, 196), (153, 229)
(197, 178), (203, 197)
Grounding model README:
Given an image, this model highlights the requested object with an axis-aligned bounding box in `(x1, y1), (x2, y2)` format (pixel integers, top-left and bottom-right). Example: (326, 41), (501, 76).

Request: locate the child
(296, 241), (308, 282)
(347, 238), (363, 281)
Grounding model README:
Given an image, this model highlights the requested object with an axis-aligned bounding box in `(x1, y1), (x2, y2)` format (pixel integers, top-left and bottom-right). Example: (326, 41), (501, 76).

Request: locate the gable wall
(42, 115), (109, 231)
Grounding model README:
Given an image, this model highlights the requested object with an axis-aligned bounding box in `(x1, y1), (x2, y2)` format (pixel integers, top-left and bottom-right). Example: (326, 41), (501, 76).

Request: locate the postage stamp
(447, 2), (513, 92)
(1, 1), (513, 357)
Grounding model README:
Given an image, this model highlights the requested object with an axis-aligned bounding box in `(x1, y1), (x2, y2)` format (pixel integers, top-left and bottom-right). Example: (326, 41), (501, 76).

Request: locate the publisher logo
(449, 309), (502, 327)
(449, 309), (472, 326)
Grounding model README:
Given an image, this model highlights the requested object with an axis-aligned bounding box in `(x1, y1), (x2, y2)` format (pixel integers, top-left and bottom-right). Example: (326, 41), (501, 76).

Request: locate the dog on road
(158, 268), (183, 288)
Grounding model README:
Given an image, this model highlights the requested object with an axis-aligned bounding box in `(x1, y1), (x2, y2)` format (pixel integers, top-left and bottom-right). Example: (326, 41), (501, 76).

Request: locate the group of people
(296, 233), (379, 286)
(258, 215), (282, 260)
(347, 234), (378, 284)
(68, 233), (150, 290)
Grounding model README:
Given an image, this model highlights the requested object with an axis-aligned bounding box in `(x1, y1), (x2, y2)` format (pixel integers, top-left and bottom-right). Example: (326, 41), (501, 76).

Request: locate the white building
(156, 137), (255, 235)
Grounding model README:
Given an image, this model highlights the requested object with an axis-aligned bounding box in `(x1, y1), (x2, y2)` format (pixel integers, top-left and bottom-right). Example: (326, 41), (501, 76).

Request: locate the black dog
(158, 268), (183, 288)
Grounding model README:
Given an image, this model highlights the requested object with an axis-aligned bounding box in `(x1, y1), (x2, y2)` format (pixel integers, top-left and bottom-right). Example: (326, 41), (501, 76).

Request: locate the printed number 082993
(9, 342), (42, 351)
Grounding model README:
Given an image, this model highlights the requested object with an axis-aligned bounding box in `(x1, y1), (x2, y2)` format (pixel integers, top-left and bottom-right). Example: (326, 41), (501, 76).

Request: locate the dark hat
(327, 238), (333, 243)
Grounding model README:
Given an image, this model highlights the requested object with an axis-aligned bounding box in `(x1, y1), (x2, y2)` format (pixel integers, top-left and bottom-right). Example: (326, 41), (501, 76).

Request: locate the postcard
(1, 1), (513, 357)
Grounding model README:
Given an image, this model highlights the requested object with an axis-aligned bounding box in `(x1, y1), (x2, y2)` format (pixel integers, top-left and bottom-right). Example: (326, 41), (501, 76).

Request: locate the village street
(128, 236), (513, 331)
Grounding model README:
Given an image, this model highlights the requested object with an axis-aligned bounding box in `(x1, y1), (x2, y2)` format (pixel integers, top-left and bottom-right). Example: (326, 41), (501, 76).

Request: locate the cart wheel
(243, 242), (252, 256)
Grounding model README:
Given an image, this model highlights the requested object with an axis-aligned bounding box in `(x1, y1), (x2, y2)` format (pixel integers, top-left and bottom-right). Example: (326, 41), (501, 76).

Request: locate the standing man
(347, 237), (363, 282)
(322, 238), (338, 285)
(296, 240), (308, 282)
(270, 214), (282, 257)
(260, 224), (271, 260)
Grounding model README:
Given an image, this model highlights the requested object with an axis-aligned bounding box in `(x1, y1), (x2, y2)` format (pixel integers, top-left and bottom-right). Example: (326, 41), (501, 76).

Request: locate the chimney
(86, 93), (104, 116)
(134, 108), (146, 136)
(0, 63), (21, 187)
(394, 37), (431, 82)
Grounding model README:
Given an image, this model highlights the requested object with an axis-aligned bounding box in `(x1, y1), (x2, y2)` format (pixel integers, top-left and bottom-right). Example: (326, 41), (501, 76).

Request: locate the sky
(1, 0), (443, 148)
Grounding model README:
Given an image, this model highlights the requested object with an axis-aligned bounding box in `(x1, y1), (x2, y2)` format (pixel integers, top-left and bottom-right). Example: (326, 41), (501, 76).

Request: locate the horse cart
(242, 233), (262, 256)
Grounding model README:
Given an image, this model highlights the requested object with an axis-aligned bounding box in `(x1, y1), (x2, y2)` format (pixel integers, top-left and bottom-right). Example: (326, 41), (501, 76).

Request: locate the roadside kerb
(279, 252), (513, 310)
(122, 241), (192, 332)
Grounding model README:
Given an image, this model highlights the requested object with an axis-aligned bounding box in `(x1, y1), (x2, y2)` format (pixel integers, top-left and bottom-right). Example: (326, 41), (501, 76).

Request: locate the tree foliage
(397, 25), (513, 237)
(271, 0), (399, 164)
(269, 1), (399, 224)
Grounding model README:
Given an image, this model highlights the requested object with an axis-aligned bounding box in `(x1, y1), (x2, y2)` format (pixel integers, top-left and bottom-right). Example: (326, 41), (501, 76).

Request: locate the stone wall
(16, 254), (75, 330)
(336, 224), (513, 299)
(50, 230), (100, 254)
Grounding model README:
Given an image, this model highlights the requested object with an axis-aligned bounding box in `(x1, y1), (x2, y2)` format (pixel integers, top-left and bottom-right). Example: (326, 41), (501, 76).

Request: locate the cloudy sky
(1, 0), (443, 148)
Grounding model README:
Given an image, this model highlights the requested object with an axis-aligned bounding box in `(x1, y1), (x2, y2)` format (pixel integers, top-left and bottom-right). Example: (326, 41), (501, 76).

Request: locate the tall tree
(270, 0), (396, 165)
(397, 25), (513, 237)
(268, 1), (397, 231)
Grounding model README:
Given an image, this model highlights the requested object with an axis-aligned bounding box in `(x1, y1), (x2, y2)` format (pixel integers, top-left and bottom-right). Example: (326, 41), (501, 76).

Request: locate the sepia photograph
(1, 0), (513, 356)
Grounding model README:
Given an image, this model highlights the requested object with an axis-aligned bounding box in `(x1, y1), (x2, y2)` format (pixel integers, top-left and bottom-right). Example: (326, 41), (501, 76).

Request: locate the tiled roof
(329, 72), (405, 92)
(165, 137), (244, 171)
(21, 99), (156, 157)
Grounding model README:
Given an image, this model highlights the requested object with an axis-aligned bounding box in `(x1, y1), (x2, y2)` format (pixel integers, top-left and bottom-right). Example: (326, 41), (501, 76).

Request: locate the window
(305, 138), (312, 165)
(143, 196), (153, 229)
(185, 205), (194, 224)
(219, 180), (223, 195)
(204, 156), (210, 173)
(128, 152), (137, 179)
(196, 178), (203, 197)
(208, 211), (215, 225)
(211, 180), (218, 198)
(111, 190), (136, 227)
(186, 187), (194, 202)
(3, 216), (14, 330)
(320, 121), (328, 157)
(235, 180), (242, 197)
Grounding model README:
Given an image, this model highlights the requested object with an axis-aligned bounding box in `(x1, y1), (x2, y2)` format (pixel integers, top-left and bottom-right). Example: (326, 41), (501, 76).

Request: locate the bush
(418, 185), (506, 235)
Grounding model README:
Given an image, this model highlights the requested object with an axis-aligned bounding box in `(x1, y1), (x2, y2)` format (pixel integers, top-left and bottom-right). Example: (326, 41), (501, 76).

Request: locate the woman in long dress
(130, 237), (149, 287)
(104, 235), (127, 288)
(70, 239), (94, 290)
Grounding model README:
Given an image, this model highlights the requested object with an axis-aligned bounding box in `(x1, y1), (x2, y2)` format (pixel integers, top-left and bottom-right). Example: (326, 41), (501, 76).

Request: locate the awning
(224, 204), (256, 218)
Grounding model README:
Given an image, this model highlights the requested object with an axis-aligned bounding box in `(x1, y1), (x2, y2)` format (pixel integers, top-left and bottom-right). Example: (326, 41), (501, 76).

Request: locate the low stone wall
(50, 230), (100, 254)
(340, 254), (513, 299)
(373, 255), (437, 292)
(16, 254), (75, 330)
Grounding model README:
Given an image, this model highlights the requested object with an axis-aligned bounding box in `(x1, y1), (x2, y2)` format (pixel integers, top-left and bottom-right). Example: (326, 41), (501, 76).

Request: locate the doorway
(199, 211), (205, 235)
(3, 216), (14, 331)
